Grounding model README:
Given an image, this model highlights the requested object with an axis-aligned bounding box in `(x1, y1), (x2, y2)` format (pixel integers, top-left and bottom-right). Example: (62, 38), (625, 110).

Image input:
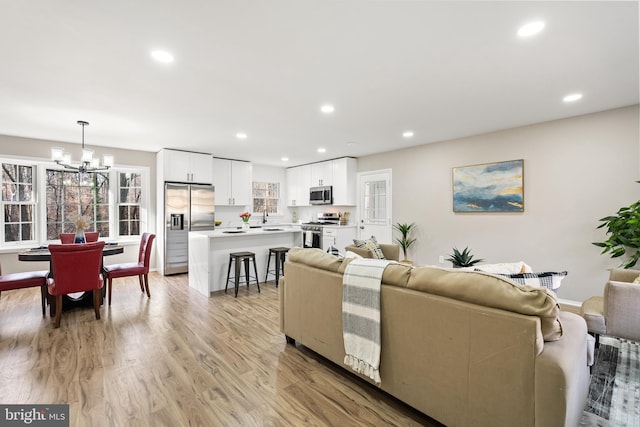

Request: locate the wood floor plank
(0, 273), (441, 426)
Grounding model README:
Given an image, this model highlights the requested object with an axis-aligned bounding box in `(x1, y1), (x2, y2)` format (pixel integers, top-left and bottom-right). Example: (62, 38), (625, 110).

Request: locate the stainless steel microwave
(309, 186), (333, 205)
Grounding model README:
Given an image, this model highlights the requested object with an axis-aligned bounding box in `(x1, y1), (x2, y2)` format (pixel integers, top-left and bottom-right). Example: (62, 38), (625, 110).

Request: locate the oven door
(303, 230), (322, 249)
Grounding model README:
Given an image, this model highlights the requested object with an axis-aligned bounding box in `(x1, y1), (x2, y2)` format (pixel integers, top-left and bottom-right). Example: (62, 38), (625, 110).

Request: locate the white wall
(357, 105), (640, 303)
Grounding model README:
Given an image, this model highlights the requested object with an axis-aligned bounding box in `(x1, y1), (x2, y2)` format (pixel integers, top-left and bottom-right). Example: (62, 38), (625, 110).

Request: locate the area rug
(580, 337), (640, 427)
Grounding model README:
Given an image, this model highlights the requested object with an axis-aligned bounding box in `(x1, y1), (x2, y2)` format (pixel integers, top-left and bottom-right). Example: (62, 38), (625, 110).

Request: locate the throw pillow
(633, 275), (640, 284)
(352, 236), (386, 259)
(326, 245), (344, 258)
(499, 271), (568, 290)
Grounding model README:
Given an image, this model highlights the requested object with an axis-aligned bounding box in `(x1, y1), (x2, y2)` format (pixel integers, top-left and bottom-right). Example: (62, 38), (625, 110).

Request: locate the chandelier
(51, 121), (114, 173)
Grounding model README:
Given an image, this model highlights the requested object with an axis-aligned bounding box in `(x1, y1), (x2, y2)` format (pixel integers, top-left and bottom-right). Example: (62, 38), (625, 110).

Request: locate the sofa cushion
(288, 247), (345, 274)
(352, 236), (385, 259)
(407, 267), (563, 341)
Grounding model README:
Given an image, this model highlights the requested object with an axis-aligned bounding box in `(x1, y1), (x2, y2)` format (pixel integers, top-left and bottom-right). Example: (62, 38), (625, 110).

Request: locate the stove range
(301, 213), (340, 231)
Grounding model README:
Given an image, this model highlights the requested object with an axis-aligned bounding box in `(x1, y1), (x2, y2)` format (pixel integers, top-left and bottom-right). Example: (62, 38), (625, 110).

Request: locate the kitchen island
(188, 227), (303, 297)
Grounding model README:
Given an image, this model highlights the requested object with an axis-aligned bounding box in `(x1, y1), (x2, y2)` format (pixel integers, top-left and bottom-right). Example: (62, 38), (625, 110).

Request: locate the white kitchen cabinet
(212, 158), (252, 206)
(323, 226), (356, 252)
(331, 157), (357, 205)
(286, 165), (311, 206)
(310, 161), (333, 187)
(160, 149), (213, 184)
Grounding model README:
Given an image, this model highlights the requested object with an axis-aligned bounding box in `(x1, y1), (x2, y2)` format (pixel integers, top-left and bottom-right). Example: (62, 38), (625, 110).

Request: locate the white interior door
(357, 169), (392, 243)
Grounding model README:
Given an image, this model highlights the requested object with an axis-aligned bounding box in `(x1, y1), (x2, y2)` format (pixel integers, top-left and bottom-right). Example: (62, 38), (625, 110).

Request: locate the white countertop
(191, 227), (301, 238)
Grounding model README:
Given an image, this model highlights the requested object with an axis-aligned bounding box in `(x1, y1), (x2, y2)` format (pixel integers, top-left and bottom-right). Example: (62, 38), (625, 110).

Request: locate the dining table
(18, 243), (125, 315)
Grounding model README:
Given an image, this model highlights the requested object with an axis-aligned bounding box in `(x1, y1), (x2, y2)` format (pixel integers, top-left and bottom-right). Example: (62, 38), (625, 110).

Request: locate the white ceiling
(0, 1), (637, 167)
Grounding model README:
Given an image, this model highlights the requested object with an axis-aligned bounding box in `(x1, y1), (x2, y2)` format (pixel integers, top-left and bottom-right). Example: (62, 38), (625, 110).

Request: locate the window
(1, 162), (35, 242)
(252, 181), (280, 214)
(0, 157), (147, 248)
(45, 170), (110, 240)
(118, 172), (141, 236)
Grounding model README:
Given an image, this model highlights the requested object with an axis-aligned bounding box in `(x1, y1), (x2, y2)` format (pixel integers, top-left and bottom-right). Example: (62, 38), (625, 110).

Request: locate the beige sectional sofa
(280, 247), (591, 427)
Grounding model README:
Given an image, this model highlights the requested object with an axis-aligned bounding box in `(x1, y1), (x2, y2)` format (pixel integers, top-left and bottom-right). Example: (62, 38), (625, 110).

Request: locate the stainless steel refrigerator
(164, 182), (215, 275)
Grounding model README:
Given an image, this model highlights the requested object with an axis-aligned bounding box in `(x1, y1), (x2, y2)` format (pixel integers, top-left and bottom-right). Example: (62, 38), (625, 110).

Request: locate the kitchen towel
(305, 230), (313, 247)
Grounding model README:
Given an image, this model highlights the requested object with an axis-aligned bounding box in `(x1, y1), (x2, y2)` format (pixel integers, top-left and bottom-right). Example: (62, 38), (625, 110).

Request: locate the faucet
(262, 210), (268, 224)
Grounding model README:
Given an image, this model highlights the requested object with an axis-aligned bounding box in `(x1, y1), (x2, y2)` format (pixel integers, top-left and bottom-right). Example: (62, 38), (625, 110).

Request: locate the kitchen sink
(263, 228), (284, 231)
(250, 225), (262, 228)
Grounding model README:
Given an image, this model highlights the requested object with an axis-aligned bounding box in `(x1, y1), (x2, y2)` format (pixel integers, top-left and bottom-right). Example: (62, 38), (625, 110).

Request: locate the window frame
(1, 160), (38, 246)
(0, 156), (149, 251)
(117, 169), (144, 238)
(251, 181), (282, 217)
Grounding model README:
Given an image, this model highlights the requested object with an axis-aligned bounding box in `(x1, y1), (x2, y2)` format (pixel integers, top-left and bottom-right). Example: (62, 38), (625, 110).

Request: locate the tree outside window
(45, 169), (110, 240)
(252, 182), (280, 215)
(118, 172), (141, 236)
(2, 163), (35, 242)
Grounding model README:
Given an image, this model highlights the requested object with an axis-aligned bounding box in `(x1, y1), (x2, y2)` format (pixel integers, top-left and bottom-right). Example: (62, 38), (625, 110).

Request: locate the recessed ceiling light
(320, 105), (335, 114)
(150, 50), (174, 63)
(317, 147), (326, 153)
(281, 157), (289, 162)
(563, 93), (583, 103)
(517, 21), (545, 37)
(402, 131), (414, 138)
(236, 132), (248, 139)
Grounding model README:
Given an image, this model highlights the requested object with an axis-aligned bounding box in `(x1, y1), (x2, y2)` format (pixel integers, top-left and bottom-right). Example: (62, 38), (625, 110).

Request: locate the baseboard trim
(558, 298), (581, 307)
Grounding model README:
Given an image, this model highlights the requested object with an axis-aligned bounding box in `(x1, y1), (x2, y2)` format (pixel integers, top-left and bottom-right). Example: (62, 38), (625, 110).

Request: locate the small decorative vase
(242, 221), (250, 230)
(74, 228), (86, 243)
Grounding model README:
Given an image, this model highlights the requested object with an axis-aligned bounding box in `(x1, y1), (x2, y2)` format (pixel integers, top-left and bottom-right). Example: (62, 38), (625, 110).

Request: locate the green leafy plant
(446, 246), (485, 268)
(393, 222), (417, 261)
(593, 196), (640, 269)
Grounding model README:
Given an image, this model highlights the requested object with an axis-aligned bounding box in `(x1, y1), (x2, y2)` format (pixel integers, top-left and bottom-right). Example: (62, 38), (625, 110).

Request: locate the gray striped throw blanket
(342, 258), (393, 385)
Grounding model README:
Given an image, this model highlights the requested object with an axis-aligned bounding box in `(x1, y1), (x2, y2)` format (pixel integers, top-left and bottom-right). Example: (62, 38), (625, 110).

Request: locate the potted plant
(393, 222), (417, 264)
(593, 192), (640, 268)
(446, 246), (484, 268)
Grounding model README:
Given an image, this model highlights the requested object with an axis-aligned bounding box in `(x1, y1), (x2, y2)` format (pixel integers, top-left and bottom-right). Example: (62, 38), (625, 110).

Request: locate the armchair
(59, 233), (75, 244)
(85, 231), (99, 242)
(580, 268), (640, 345)
(103, 233), (155, 305)
(0, 264), (49, 316)
(48, 241), (105, 328)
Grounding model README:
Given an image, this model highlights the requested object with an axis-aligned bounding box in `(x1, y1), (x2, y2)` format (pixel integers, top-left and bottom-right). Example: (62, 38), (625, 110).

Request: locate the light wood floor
(0, 273), (440, 426)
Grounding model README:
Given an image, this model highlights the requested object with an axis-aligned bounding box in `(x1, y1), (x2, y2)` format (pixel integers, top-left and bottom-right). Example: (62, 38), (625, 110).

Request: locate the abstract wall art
(452, 159), (524, 212)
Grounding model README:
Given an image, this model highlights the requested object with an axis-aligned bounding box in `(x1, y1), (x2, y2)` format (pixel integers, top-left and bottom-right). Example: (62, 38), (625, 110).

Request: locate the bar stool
(265, 247), (290, 287)
(225, 251), (260, 297)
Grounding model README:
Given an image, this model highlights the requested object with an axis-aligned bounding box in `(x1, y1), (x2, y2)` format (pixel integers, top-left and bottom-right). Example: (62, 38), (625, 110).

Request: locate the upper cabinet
(310, 161), (333, 187)
(212, 158), (252, 206)
(332, 157), (357, 206)
(286, 166), (311, 206)
(286, 157), (356, 207)
(160, 149), (213, 184)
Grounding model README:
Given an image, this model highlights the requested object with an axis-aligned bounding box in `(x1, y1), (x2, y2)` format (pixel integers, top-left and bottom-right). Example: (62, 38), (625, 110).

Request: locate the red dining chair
(104, 233), (155, 306)
(59, 233), (75, 244)
(0, 264), (49, 316)
(85, 232), (99, 243)
(47, 241), (105, 328)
